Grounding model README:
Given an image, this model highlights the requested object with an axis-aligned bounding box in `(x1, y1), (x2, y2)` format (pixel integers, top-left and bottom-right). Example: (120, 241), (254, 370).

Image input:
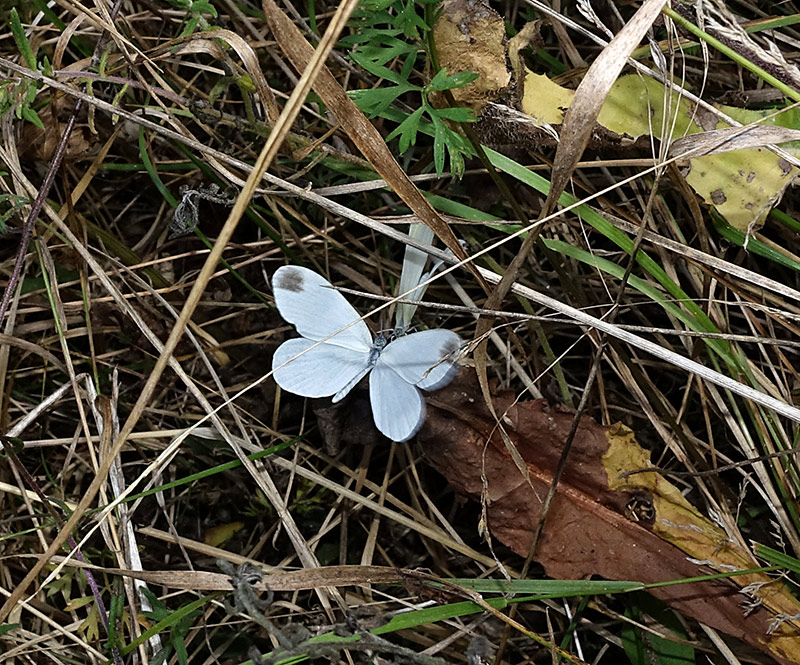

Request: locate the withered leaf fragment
(420, 373), (800, 665)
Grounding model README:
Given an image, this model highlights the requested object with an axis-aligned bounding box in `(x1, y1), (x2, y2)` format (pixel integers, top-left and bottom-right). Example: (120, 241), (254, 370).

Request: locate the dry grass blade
(544, 0), (668, 213)
(0, 0), (363, 608)
(5, 0), (800, 662)
(175, 30), (280, 125)
(46, 560), (415, 591)
(98, 0), (367, 619)
(669, 124), (800, 158)
(261, 0), (475, 274)
(472, 1), (668, 434)
(0, 396), (113, 624)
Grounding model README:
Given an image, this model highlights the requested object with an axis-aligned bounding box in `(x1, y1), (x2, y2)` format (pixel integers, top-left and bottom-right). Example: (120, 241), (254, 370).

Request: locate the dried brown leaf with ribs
(420, 373), (800, 665)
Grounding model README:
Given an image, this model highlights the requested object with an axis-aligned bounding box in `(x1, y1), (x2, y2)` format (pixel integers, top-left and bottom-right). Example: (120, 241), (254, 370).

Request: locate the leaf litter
(435, 0), (800, 233)
(420, 371), (800, 665)
(5, 0), (800, 662)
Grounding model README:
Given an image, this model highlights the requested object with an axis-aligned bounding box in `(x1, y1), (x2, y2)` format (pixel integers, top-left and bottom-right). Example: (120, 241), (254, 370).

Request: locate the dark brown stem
(0, 103), (80, 325)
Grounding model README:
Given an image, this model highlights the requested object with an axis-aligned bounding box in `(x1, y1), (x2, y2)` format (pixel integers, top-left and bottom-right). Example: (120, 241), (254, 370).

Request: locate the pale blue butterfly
(271, 265), (461, 441)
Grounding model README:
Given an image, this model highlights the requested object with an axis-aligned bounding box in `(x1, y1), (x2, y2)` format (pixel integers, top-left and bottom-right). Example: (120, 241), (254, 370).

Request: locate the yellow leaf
(434, 0), (800, 233)
(204, 521), (244, 548)
(604, 423), (800, 661)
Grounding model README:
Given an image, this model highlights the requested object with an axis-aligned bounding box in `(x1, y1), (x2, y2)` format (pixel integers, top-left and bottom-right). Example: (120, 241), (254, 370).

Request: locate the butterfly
(271, 265), (462, 441)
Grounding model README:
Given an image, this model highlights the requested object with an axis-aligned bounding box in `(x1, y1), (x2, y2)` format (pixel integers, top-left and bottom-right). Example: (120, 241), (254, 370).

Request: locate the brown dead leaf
(433, 0), (510, 110)
(420, 372), (800, 665)
(312, 392), (385, 455)
(20, 103), (96, 163)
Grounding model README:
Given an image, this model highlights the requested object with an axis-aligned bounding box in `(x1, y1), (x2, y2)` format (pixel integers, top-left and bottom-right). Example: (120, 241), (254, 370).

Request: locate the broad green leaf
(428, 68), (479, 91)
(431, 111), (446, 175)
(192, 1), (217, 16)
(10, 9), (37, 70)
(395, 0), (428, 37)
(339, 27), (404, 47)
(350, 50), (409, 84)
(21, 105), (44, 129)
(354, 38), (416, 66)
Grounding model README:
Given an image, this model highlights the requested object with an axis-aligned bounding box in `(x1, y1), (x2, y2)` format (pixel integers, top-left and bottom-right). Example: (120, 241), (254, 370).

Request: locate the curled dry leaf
(419, 372), (800, 665)
(540, 0), (668, 212)
(669, 126), (800, 159)
(433, 0), (511, 110)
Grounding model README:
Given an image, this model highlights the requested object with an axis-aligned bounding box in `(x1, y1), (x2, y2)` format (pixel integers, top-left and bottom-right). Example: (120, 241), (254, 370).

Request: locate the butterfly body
(271, 265), (461, 441)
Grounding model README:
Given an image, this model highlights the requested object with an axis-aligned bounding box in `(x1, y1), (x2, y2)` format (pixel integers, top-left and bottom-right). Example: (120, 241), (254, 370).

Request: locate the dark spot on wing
(276, 267), (304, 293)
(440, 337), (461, 358)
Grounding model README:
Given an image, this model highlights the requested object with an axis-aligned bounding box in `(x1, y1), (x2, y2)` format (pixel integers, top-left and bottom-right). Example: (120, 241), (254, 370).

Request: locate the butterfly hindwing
(369, 361), (426, 442)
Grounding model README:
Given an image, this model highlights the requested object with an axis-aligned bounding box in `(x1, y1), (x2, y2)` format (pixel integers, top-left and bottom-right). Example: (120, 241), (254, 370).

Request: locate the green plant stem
(664, 6), (800, 103)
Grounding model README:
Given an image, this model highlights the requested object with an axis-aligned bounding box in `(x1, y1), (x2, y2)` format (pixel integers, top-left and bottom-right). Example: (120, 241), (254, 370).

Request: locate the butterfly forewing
(272, 338), (372, 399)
(272, 266), (372, 351)
(369, 362), (426, 441)
(379, 329), (462, 390)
